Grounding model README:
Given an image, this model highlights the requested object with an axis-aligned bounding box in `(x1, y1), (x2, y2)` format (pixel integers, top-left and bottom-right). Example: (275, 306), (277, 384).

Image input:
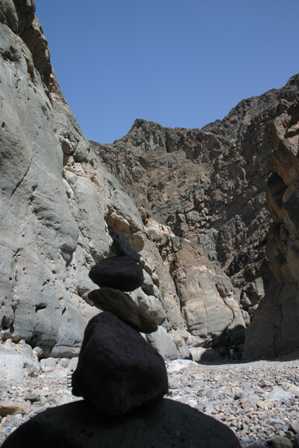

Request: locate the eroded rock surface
(93, 78), (299, 314)
(245, 87), (299, 359)
(2, 0), (299, 360)
(0, 0), (181, 356)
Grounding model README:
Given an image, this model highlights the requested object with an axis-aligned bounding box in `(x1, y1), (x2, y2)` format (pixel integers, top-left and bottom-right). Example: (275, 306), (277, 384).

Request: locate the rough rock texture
(244, 86), (299, 359)
(1, 399), (241, 448)
(0, 0), (181, 356)
(88, 287), (165, 333)
(2, 354), (299, 446)
(171, 239), (245, 347)
(93, 76), (299, 358)
(72, 312), (169, 416)
(139, 218), (246, 352)
(92, 78), (299, 314)
(146, 326), (179, 360)
(0, 338), (39, 384)
(2, 0), (299, 359)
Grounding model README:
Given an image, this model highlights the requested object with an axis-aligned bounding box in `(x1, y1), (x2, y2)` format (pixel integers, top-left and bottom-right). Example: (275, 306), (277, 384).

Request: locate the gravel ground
(167, 359), (299, 446)
(1, 357), (299, 446)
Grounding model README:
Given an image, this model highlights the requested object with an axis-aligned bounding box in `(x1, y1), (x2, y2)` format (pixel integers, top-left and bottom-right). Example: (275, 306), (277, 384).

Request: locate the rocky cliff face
(244, 86), (299, 359)
(92, 78), (299, 316)
(1, 0), (299, 361)
(93, 77), (299, 359)
(0, 0), (246, 358)
(0, 0), (157, 356)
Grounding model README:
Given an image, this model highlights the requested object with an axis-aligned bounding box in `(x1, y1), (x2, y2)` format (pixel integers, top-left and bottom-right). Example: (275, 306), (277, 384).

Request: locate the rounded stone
(89, 256), (144, 291)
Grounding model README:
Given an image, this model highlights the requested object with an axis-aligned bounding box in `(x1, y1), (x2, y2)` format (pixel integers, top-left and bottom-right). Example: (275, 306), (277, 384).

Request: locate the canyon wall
(1, 0), (299, 360)
(0, 0), (245, 358)
(244, 91), (299, 358)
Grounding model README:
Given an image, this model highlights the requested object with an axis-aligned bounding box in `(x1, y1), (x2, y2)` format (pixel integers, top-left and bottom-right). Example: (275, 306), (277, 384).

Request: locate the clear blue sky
(36, 1), (299, 143)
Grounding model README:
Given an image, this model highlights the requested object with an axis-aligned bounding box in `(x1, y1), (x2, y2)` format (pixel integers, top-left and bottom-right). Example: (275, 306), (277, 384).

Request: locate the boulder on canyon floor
(1, 399), (241, 448)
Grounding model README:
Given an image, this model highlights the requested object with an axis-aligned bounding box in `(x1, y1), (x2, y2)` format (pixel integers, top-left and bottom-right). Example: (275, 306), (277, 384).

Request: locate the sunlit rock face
(0, 0), (146, 356)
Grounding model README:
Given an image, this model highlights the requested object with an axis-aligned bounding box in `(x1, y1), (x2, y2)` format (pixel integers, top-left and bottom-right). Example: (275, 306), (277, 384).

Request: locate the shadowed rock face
(93, 77), (299, 359)
(244, 90), (299, 359)
(1, 399), (241, 448)
(92, 79), (299, 310)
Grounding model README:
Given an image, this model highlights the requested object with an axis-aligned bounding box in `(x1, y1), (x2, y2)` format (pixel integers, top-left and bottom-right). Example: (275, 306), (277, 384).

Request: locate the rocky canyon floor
(1, 356), (299, 447)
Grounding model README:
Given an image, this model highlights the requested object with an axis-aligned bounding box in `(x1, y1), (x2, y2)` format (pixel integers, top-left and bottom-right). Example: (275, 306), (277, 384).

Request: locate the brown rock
(0, 401), (30, 417)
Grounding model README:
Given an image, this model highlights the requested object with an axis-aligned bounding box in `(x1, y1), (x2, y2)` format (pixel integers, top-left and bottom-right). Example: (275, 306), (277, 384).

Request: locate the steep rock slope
(0, 0), (157, 355)
(244, 87), (299, 359)
(0, 0), (245, 357)
(93, 77), (299, 318)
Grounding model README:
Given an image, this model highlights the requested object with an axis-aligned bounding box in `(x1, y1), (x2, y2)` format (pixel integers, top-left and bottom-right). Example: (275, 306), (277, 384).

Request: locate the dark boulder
(89, 255), (144, 291)
(2, 399), (241, 448)
(72, 312), (168, 416)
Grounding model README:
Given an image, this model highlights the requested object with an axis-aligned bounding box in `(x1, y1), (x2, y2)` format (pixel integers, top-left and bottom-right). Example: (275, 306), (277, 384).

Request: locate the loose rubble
(1, 259), (239, 447)
(1, 355), (299, 446)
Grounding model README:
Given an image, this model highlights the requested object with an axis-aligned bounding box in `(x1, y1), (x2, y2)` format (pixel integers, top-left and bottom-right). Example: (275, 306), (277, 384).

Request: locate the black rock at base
(72, 312), (168, 416)
(2, 399), (241, 448)
(89, 256), (144, 291)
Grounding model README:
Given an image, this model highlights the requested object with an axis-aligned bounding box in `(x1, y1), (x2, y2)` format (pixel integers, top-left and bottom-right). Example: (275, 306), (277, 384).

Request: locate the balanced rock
(89, 255), (144, 291)
(88, 287), (165, 333)
(2, 399), (241, 448)
(72, 312), (168, 416)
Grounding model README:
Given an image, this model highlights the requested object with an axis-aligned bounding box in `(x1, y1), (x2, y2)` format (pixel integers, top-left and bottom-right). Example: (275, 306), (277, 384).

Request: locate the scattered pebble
(1, 357), (299, 446)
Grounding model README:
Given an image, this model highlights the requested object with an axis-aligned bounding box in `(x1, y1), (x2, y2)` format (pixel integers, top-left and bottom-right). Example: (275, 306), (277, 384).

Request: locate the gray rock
(0, 340), (39, 385)
(88, 287), (163, 333)
(0, 2), (152, 354)
(172, 240), (245, 343)
(1, 399), (241, 448)
(147, 326), (178, 360)
(40, 358), (57, 372)
(269, 436), (294, 448)
(2, 0), (299, 359)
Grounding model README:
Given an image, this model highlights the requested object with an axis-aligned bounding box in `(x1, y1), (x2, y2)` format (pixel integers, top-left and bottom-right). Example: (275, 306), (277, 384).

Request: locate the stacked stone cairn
(2, 253), (241, 448)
